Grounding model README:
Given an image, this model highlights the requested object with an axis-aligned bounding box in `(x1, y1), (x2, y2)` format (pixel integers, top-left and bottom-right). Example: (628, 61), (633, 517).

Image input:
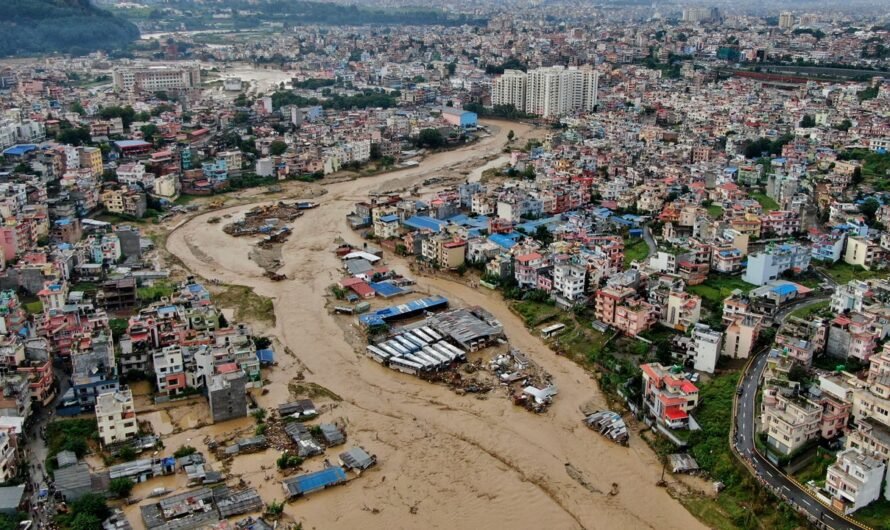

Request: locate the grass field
(750, 192), (779, 212)
(707, 204), (724, 219)
(819, 262), (889, 285)
(687, 276), (753, 309)
(623, 236), (650, 267)
(789, 300), (830, 319)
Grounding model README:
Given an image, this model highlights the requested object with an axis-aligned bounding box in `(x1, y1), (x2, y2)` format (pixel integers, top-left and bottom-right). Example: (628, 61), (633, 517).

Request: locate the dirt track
(163, 120), (707, 530)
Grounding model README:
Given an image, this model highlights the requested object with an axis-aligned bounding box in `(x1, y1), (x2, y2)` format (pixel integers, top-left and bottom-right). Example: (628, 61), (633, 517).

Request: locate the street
(732, 295), (865, 530)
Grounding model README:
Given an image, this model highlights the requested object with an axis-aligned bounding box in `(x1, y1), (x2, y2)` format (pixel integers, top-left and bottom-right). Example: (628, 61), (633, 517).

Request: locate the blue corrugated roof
(359, 296), (448, 326)
(489, 233), (518, 249)
(403, 216), (447, 233)
(2, 144), (37, 156)
(369, 282), (404, 297)
(288, 466), (347, 495)
(379, 214), (399, 223)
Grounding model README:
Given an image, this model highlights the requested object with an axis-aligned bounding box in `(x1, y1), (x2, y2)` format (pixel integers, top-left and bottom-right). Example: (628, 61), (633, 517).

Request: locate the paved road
(733, 295), (863, 530)
(642, 224), (657, 258)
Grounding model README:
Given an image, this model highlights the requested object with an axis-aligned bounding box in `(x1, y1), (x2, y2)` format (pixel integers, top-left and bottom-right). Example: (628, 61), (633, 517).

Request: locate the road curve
(732, 295), (866, 530)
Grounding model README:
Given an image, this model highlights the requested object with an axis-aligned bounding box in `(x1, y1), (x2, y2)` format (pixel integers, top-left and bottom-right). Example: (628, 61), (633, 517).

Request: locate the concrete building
(844, 236), (884, 271)
(743, 243), (811, 286)
(691, 324), (723, 374)
(779, 11), (795, 29)
(95, 388), (138, 446)
(724, 314), (761, 360)
(113, 64), (201, 93)
(761, 392), (822, 456)
(491, 69), (527, 110)
(208, 371), (247, 423)
(826, 447), (886, 514)
(492, 66), (598, 118)
(640, 362), (700, 430)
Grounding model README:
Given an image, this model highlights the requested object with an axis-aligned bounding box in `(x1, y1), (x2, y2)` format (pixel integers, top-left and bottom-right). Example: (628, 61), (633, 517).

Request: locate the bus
(540, 323), (566, 338)
(388, 357), (423, 375)
(366, 345), (391, 364)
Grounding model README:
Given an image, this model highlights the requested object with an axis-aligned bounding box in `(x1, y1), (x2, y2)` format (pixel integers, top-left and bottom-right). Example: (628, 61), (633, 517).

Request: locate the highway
(732, 295), (866, 530)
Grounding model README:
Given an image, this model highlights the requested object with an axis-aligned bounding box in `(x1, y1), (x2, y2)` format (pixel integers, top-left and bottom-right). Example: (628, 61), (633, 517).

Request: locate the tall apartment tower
(779, 12), (795, 29)
(491, 69), (527, 110)
(525, 66), (598, 118)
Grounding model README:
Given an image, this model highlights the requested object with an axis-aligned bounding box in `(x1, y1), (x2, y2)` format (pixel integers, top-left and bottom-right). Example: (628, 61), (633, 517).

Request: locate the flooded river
(161, 120), (706, 530)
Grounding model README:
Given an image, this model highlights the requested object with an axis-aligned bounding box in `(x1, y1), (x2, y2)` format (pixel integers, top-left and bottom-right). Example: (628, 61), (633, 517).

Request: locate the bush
(173, 445), (198, 458)
(276, 453), (303, 470)
(109, 477), (134, 498)
(117, 446), (137, 462)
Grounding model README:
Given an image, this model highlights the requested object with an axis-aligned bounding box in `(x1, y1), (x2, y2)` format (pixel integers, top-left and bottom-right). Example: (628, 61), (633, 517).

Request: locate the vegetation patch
(288, 380), (342, 402)
(213, 285), (276, 326)
(750, 192), (779, 212)
(623, 236), (650, 267)
(45, 419), (98, 473)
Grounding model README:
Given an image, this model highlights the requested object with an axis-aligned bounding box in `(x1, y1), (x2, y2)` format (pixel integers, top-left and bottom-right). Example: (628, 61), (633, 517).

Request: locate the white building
(152, 345), (184, 395)
(113, 64), (201, 93)
(743, 243), (811, 286)
(256, 158), (275, 177)
(691, 324), (723, 374)
(492, 66), (598, 118)
(826, 447), (886, 513)
(831, 280), (872, 314)
(491, 69), (528, 110)
(95, 388), (138, 446)
(116, 163), (148, 188)
(553, 262), (586, 302)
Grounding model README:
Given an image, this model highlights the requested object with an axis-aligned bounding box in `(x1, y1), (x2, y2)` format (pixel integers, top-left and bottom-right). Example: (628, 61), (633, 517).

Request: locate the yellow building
(78, 147), (103, 177)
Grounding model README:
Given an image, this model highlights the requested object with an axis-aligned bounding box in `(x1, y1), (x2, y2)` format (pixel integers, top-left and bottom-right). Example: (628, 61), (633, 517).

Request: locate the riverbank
(160, 119), (706, 530)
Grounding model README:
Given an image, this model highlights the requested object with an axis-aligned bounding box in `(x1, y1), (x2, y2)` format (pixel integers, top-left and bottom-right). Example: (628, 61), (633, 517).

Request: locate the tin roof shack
(339, 447), (377, 473)
(215, 488), (263, 518)
(103, 508), (133, 530)
(141, 488), (219, 530)
(109, 457), (175, 483)
(583, 410), (629, 445)
(224, 435), (268, 458)
(427, 307), (503, 352)
(284, 423), (324, 458)
(277, 399), (317, 421)
(282, 466), (348, 499)
(0, 485), (25, 515)
(54, 460), (92, 501)
(208, 371), (248, 424)
(318, 424), (345, 447)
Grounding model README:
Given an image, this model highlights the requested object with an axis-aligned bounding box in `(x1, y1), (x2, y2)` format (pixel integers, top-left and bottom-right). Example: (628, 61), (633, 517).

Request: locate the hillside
(0, 0), (139, 57)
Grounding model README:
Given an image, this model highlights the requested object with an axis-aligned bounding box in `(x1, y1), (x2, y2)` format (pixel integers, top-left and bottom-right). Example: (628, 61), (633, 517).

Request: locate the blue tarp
(2, 144), (37, 157)
(772, 284), (798, 296)
(287, 466), (347, 496)
(379, 214), (400, 223)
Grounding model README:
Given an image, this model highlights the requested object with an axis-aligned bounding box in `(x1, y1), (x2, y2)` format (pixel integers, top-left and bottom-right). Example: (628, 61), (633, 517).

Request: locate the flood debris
(223, 201), (309, 238)
(583, 410), (629, 445)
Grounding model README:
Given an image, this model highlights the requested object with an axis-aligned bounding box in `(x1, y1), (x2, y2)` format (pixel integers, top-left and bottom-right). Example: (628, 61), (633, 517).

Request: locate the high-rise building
(492, 66), (598, 119)
(682, 7), (720, 23)
(779, 11), (795, 29)
(491, 69), (527, 110)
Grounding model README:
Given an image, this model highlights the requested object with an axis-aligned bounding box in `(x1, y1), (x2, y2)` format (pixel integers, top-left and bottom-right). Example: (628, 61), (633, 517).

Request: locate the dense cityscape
(0, 1), (887, 529)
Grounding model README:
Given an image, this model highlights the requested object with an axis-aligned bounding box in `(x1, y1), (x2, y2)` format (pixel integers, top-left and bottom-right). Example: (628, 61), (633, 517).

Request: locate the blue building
(202, 159), (228, 183)
(439, 107), (478, 128)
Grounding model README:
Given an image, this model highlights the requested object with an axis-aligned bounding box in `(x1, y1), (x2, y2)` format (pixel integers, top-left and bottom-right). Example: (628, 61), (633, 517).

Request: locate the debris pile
(223, 201), (307, 238)
(489, 348), (556, 413)
(583, 410), (629, 445)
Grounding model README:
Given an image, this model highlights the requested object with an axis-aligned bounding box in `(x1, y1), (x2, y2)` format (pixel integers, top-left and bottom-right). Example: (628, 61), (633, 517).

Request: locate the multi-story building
(113, 64), (201, 92)
(724, 314), (761, 359)
(153, 345), (186, 396)
(761, 392), (822, 456)
(743, 243), (811, 286)
(641, 362), (700, 429)
(825, 448), (886, 514)
(552, 261), (586, 303)
(491, 69), (527, 110)
(844, 236), (884, 271)
(493, 66), (598, 118)
(95, 388), (138, 446)
(690, 324), (724, 374)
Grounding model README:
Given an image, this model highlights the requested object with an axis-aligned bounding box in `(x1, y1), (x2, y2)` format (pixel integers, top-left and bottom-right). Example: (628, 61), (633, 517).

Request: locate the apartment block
(95, 388), (138, 446)
(641, 362), (700, 429)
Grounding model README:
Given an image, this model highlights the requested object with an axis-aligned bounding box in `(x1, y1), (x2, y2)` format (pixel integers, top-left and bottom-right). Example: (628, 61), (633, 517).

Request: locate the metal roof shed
(283, 467), (347, 498)
(339, 447), (377, 471)
(0, 485), (24, 515)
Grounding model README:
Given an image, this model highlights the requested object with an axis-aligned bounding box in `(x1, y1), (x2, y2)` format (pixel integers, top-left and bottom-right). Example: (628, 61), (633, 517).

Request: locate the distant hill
(0, 0), (139, 57)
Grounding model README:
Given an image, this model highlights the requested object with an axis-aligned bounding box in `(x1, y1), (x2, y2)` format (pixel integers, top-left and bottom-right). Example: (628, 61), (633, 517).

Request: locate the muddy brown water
(153, 120), (706, 530)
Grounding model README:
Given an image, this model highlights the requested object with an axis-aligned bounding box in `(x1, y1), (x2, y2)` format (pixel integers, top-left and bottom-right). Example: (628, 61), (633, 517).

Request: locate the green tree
(860, 197), (880, 222)
(269, 140), (288, 156)
(799, 114), (816, 128)
(118, 446), (137, 461)
(173, 445), (198, 458)
(109, 477), (134, 498)
(69, 513), (102, 530)
(70, 493), (110, 521)
(140, 124), (159, 143)
(416, 128), (445, 148)
(109, 318), (128, 340)
(69, 101), (85, 115)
